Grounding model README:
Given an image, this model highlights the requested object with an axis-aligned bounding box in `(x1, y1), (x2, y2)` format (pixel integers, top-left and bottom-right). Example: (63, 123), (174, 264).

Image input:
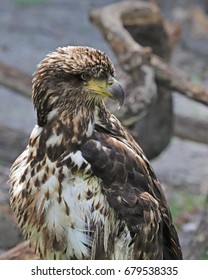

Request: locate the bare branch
(151, 55), (208, 106)
(0, 61), (31, 98)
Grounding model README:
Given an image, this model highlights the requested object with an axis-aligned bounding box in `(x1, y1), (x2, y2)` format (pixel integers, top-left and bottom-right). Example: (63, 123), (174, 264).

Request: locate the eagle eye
(81, 73), (91, 82)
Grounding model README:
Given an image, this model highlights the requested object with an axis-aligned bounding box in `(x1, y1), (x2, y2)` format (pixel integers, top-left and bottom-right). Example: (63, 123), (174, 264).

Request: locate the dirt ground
(0, 0), (208, 258)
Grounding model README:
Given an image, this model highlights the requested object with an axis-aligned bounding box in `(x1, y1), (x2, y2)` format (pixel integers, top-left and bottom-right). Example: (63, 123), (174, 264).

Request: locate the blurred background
(0, 0), (208, 259)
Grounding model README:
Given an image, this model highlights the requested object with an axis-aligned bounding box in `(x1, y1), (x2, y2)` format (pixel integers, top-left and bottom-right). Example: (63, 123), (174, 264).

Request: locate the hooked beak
(106, 77), (125, 107)
(84, 76), (125, 107)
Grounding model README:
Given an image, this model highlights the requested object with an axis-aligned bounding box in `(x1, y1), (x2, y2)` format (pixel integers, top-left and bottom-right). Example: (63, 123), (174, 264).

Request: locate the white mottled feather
(10, 122), (133, 259)
(46, 133), (63, 146)
(30, 125), (43, 139)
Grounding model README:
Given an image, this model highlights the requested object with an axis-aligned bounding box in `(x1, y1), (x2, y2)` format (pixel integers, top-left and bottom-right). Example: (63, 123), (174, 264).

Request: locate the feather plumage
(10, 46), (182, 260)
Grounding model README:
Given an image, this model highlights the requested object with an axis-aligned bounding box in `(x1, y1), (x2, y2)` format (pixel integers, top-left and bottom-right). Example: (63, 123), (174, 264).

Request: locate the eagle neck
(58, 105), (96, 144)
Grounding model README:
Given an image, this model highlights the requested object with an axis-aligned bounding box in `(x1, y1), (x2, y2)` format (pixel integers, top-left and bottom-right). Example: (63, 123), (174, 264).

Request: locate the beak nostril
(108, 77), (114, 86)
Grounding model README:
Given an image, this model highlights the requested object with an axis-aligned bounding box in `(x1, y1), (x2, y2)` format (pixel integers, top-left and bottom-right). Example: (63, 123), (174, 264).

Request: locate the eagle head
(32, 46), (125, 126)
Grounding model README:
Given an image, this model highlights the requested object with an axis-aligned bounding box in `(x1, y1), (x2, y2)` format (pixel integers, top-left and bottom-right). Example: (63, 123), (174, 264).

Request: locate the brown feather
(9, 46), (182, 260)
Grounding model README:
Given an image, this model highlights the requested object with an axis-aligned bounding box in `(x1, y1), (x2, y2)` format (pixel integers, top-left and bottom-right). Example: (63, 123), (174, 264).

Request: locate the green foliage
(168, 189), (205, 228)
(202, 249), (208, 260)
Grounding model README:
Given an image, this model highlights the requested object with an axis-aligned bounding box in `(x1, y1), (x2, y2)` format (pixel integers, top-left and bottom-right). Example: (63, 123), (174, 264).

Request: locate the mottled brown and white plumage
(10, 46), (182, 260)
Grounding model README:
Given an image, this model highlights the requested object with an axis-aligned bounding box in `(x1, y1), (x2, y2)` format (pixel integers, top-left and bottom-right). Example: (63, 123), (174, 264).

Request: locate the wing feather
(81, 126), (182, 259)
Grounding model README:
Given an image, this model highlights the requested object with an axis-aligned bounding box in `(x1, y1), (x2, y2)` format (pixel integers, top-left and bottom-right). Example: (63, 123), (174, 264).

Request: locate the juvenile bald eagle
(10, 46), (182, 260)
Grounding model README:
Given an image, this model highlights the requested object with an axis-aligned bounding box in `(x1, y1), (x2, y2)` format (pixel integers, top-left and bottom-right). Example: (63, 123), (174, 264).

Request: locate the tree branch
(0, 61), (31, 98)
